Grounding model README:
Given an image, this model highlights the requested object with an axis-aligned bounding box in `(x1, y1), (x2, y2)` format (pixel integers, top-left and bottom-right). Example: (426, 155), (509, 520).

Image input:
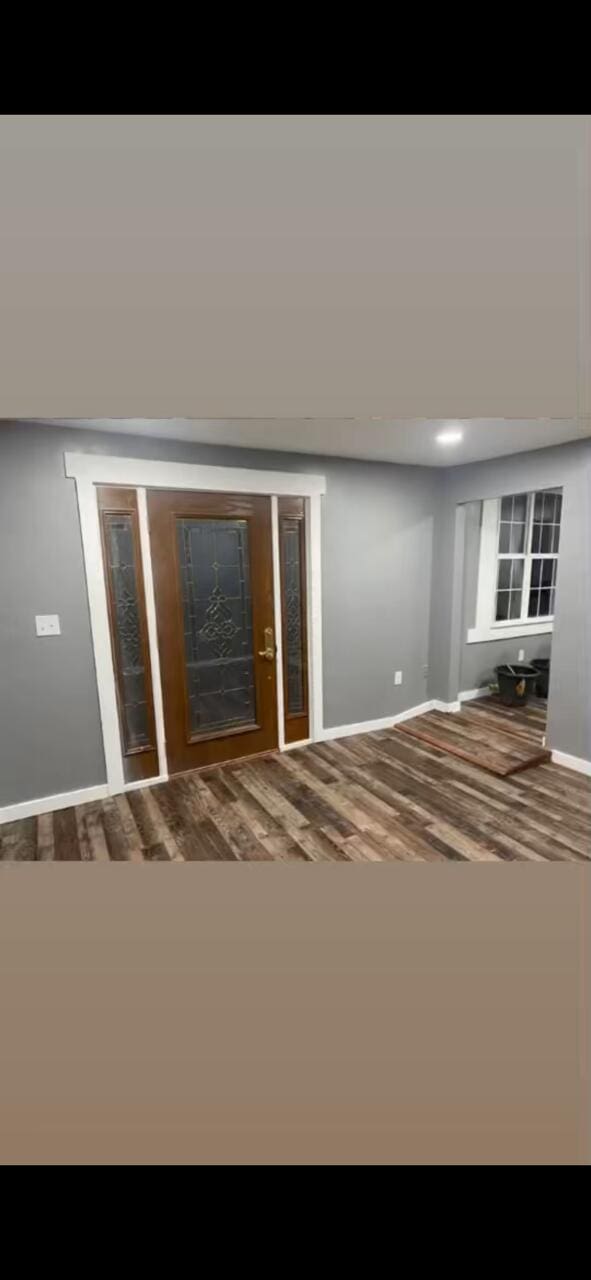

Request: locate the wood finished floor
(460, 695), (547, 747)
(1, 698), (589, 863)
(398, 696), (550, 776)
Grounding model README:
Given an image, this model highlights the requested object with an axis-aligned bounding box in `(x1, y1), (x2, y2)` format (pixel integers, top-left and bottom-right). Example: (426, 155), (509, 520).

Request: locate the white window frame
(467, 490), (560, 644)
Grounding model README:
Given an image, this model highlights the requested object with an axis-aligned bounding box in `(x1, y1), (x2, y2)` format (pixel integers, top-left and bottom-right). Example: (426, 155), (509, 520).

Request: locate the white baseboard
(459, 686), (491, 703)
(1, 699), (459, 823)
(431, 699), (461, 714)
(123, 775), (168, 793)
(319, 700), (436, 742)
(550, 750), (591, 777)
(0, 784), (109, 827)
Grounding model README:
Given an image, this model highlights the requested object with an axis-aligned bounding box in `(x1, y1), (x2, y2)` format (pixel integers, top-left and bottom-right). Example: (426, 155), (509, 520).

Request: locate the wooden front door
(148, 490), (278, 774)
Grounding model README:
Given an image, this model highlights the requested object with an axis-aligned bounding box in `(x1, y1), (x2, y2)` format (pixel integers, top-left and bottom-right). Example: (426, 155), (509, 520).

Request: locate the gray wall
(459, 499), (552, 692)
(428, 439), (591, 760)
(0, 421), (438, 807)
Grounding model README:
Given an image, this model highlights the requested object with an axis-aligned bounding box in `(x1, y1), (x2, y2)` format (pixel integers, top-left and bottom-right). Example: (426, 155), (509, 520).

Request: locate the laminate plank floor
(397, 696), (550, 776)
(458, 694), (547, 746)
(2, 698), (588, 863)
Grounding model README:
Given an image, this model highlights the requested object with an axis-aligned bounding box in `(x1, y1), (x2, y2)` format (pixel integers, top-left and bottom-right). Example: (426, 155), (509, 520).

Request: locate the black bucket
(495, 664), (539, 707)
(531, 658), (550, 699)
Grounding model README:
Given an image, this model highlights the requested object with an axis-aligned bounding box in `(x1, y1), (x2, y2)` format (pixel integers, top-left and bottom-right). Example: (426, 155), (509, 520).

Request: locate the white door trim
(270, 495), (286, 752)
(65, 453), (326, 795)
(136, 487), (169, 781)
(65, 453), (326, 497)
(75, 475), (126, 793)
(305, 491), (323, 744)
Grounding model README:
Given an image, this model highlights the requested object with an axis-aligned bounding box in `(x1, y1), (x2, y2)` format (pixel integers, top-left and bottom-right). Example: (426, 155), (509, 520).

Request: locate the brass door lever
(258, 626), (275, 660)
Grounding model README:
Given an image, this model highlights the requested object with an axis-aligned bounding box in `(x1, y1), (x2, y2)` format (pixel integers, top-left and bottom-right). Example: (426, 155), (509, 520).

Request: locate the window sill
(466, 621), (554, 645)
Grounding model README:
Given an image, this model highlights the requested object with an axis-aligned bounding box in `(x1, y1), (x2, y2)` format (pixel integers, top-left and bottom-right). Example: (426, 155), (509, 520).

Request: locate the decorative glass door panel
(278, 497), (309, 744)
(97, 487), (158, 783)
(148, 491), (278, 773)
(177, 518), (256, 737)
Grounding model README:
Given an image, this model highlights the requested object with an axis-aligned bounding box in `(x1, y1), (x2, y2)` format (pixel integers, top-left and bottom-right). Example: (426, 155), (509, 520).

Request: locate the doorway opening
(67, 453), (325, 795)
(452, 484), (563, 749)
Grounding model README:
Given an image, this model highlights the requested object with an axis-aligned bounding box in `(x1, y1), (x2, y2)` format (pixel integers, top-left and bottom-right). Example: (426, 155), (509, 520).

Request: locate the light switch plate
(35, 614), (61, 636)
(394, 670), (403, 686)
(518, 649), (525, 662)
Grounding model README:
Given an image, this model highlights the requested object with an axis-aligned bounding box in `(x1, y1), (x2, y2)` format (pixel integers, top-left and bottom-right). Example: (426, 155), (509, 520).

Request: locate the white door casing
(65, 453), (326, 795)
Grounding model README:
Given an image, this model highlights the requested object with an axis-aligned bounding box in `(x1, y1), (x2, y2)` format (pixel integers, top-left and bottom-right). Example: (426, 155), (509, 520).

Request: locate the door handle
(258, 626), (275, 660)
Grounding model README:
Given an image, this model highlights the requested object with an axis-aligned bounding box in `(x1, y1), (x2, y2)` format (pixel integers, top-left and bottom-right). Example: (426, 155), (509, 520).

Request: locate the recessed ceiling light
(436, 428), (464, 445)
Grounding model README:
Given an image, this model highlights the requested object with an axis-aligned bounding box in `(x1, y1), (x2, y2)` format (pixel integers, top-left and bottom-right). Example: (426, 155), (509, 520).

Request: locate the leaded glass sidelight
(103, 513), (151, 752)
(176, 518), (257, 736)
(281, 522), (305, 715)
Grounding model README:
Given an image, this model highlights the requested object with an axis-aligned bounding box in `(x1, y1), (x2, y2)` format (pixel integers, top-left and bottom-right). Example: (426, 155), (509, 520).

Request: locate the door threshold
(165, 746), (281, 782)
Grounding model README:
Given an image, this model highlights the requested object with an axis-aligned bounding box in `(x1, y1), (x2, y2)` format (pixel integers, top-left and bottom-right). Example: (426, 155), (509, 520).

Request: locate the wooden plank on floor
(53, 807), (81, 861)
(0, 817), (37, 861)
(461, 704), (543, 746)
(36, 812), (55, 861)
(183, 772), (272, 861)
(397, 711), (551, 776)
(114, 795), (145, 862)
(75, 803), (111, 862)
(100, 797), (132, 861)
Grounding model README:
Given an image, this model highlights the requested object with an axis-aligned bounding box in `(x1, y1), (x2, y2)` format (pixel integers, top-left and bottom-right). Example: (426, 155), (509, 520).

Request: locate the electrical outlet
(394, 670), (403, 686)
(518, 649), (525, 662)
(35, 615), (61, 637)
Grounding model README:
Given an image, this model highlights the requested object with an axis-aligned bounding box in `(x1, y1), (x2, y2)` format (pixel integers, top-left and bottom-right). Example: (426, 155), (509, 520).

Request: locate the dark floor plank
(79, 803), (111, 862)
(53, 807), (81, 861)
(0, 817), (37, 861)
(100, 798), (131, 861)
(126, 788), (171, 861)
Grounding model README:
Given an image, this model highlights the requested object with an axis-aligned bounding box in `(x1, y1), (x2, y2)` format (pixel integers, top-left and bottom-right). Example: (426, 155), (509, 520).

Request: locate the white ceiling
(29, 417), (591, 467)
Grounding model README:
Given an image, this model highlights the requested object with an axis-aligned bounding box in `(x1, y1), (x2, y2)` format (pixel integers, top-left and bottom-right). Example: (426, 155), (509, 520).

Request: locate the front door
(148, 490), (278, 774)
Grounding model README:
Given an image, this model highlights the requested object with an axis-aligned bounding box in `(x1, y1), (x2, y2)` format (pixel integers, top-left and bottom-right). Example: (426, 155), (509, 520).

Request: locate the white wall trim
(459, 686), (491, 703)
(468, 494), (557, 644)
(137, 487), (169, 781)
(467, 622), (553, 644)
(550, 750), (591, 777)
(471, 497), (499, 641)
(306, 494), (324, 743)
(76, 476), (126, 793)
(270, 496), (286, 752)
(67, 452), (326, 795)
(0, 784), (109, 827)
(65, 453), (326, 497)
(122, 775), (168, 794)
(432, 699), (461, 714)
(319, 700), (437, 741)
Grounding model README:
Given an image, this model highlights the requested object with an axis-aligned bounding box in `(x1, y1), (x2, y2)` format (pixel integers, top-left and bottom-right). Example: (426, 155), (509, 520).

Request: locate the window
(495, 489), (561, 623)
(468, 487), (562, 644)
